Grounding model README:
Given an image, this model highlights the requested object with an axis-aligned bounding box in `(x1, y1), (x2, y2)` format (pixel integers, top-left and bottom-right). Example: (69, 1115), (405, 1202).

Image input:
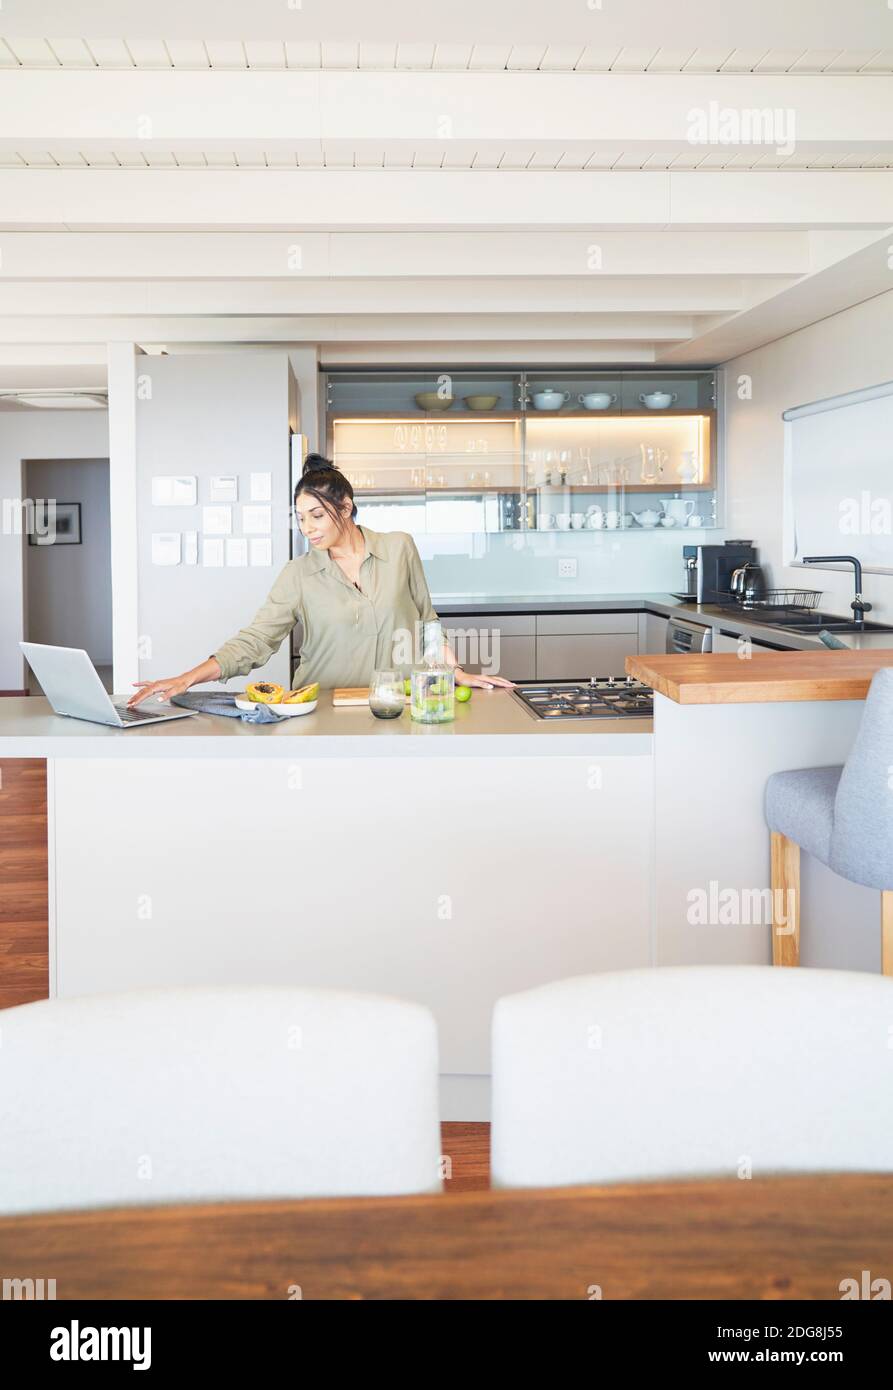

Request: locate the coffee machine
(678, 541), (757, 605)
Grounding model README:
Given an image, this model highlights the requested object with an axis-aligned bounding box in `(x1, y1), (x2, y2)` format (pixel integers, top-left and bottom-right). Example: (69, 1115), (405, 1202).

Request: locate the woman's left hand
(454, 668), (515, 690)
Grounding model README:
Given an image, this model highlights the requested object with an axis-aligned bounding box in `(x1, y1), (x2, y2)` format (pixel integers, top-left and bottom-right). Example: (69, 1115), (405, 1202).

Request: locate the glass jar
(369, 669), (405, 720)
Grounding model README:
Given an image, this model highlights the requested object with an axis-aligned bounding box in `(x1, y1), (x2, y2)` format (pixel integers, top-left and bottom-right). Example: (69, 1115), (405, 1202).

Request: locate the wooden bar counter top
(626, 649), (893, 705)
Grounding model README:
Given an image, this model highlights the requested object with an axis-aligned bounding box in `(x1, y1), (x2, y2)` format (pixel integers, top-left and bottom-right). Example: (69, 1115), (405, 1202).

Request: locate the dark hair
(294, 452), (356, 527)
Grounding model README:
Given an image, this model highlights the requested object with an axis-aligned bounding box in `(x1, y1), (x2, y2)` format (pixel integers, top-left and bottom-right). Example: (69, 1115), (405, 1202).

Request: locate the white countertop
(0, 693), (652, 759)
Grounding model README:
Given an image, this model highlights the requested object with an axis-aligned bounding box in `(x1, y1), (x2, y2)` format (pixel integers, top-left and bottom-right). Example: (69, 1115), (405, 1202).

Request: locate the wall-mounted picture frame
(28, 501), (82, 546)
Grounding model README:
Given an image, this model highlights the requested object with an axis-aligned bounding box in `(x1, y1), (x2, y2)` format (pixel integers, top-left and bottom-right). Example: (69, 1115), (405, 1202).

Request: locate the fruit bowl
(235, 695), (318, 718)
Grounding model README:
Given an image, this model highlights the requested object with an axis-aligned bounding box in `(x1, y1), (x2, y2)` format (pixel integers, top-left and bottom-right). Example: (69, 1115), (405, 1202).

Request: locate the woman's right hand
(127, 674), (194, 708)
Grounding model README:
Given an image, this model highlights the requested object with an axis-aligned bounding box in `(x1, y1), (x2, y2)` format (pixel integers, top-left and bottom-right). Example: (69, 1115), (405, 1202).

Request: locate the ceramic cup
(539, 512), (555, 529)
(587, 510), (604, 529)
(570, 512), (585, 529)
(556, 513), (572, 530)
(604, 510), (620, 529)
(687, 514), (704, 527)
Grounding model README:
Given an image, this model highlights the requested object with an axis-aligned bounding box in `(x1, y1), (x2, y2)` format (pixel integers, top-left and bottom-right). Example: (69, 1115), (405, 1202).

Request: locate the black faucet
(802, 555), (872, 623)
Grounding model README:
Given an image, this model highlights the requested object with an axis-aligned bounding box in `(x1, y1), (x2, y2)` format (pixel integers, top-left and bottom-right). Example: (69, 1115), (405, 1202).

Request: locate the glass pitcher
(410, 621), (455, 723)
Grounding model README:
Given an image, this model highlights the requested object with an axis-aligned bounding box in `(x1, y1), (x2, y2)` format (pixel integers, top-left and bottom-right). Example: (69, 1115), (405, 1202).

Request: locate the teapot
(633, 507), (663, 528)
(663, 498), (695, 525)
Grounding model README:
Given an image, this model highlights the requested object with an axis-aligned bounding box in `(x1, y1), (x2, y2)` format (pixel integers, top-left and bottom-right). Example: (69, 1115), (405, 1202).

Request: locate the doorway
(23, 458), (113, 694)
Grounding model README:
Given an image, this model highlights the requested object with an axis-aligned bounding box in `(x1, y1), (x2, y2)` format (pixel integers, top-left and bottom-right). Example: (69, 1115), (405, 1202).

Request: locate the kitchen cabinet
(711, 630), (744, 654)
(325, 367), (719, 536)
(535, 611), (638, 680)
(639, 612), (669, 654)
(442, 614), (536, 681)
(536, 634), (638, 680)
(442, 610), (640, 681)
(712, 626), (799, 654)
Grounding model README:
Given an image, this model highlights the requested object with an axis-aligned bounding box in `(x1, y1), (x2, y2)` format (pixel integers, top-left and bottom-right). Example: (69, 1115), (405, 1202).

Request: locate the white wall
(0, 410), (109, 691)
(134, 352), (292, 690)
(24, 458), (111, 663)
(724, 288), (893, 621)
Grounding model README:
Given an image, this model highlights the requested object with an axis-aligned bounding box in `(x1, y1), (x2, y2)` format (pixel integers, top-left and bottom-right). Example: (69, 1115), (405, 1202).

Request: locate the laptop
(20, 642), (197, 729)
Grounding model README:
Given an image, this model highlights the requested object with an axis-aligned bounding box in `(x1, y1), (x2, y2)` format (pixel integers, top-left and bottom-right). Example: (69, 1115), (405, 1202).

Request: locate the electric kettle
(731, 563), (767, 606)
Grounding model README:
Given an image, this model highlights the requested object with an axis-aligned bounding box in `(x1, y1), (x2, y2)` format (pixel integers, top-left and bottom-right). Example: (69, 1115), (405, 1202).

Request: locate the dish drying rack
(743, 588), (822, 612)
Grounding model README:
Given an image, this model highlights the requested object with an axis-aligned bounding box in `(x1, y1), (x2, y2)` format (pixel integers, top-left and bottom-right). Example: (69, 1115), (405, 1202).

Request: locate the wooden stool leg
(770, 831), (800, 966)
(882, 892), (893, 978)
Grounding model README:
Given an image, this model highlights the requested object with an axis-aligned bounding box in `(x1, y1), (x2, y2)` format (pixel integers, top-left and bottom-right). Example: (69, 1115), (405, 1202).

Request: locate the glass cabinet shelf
(325, 368), (719, 534)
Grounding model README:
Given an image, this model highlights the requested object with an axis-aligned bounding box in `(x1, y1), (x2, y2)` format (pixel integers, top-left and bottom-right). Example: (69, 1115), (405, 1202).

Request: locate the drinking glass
(369, 669), (405, 719)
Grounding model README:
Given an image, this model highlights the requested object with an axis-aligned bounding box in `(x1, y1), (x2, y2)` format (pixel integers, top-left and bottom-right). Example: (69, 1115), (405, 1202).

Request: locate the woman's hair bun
(302, 452), (338, 476)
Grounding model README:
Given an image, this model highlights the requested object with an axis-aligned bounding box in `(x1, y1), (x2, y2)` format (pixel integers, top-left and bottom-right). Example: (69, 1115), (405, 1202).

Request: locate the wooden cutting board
(333, 687), (410, 706)
(333, 687), (371, 706)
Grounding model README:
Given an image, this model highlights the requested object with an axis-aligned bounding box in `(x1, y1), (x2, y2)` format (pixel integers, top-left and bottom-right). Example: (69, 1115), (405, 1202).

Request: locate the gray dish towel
(170, 691), (284, 723)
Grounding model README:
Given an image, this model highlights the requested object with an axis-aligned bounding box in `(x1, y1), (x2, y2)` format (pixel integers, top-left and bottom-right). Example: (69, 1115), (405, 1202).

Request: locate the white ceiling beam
(0, 343), (107, 365)
(4, 1), (893, 49)
(2, 71), (893, 150)
(0, 277), (764, 317)
(659, 233), (893, 364)
(0, 312), (699, 344)
(1, 170), (891, 232)
(318, 341), (659, 365)
(0, 230), (813, 278)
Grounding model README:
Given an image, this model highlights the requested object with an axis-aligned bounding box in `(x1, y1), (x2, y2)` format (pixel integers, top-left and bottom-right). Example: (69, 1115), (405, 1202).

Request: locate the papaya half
(245, 681), (284, 704)
(281, 682), (319, 704)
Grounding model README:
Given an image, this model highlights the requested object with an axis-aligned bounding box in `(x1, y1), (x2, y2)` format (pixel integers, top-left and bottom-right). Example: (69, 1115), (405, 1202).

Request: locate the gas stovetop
(512, 678), (654, 721)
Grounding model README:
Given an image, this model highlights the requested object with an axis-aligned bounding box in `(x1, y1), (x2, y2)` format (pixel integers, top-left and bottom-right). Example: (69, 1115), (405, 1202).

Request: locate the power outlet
(558, 558), (578, 579)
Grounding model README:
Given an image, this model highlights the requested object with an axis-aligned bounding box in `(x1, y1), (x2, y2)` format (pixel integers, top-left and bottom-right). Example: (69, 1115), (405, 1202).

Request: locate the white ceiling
(1, 3), (892, 390)
(6, 0), (893, 48)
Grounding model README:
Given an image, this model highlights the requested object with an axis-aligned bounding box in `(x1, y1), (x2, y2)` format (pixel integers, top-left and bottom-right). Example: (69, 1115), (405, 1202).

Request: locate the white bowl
(235, 697), (318, 718)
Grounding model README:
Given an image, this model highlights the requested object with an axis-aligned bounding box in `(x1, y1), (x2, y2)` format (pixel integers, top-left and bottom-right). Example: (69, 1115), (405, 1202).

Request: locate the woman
(128, 453), (514, 707)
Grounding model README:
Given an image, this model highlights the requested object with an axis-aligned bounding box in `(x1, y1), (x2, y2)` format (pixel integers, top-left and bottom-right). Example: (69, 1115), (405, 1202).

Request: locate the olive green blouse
(212, 526), (439, 691)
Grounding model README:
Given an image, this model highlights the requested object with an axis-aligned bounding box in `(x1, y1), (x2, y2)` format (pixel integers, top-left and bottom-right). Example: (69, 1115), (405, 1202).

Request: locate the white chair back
(0, 987), (441, 1213)
(492, 966), (893, 1187)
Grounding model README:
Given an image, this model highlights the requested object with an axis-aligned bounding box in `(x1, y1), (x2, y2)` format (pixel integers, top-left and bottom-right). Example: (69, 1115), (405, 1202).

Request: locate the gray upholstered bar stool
(765, 667), (893, 975)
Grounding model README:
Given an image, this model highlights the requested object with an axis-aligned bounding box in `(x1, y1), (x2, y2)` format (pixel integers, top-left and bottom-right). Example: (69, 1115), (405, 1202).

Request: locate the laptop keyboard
(115, 705), (165, 721)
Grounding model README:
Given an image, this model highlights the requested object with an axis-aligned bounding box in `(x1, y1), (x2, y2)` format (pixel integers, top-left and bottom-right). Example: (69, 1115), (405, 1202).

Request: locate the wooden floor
(0, 759), (49, 1010)
(441, 1122), (490, 1191)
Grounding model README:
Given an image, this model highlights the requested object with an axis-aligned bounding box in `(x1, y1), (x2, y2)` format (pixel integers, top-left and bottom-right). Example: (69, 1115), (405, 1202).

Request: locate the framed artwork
(28, 501), (82, 546)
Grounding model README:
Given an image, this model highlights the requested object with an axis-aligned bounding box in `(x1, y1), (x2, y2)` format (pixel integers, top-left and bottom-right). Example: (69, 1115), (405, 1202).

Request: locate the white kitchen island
(0, 691), (652, 1120)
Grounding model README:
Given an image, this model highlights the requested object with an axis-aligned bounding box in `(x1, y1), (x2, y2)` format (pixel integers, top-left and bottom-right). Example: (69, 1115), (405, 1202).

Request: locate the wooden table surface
(626, 649), (893, 704)
(1, 1174), (891, 1300)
